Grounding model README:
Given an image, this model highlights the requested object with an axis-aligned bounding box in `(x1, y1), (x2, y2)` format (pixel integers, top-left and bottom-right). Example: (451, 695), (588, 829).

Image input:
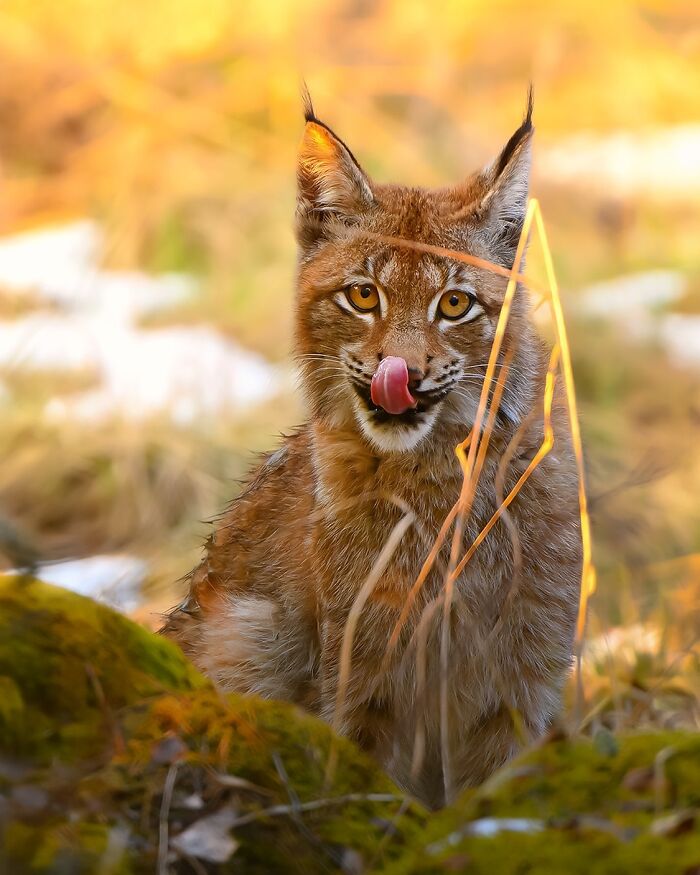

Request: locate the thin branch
(229, 793), (403, 828)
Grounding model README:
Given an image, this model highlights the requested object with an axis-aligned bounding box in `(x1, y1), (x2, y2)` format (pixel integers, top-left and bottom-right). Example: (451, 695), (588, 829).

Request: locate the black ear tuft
(494, 84), (534, 178)
(301, 81), (316, 124)
(525, 82), (534, 125)
(466, 85), (534, 266)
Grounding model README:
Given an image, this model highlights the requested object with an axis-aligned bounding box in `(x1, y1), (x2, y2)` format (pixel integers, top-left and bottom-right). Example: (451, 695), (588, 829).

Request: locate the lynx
(163, 91), (582, 808)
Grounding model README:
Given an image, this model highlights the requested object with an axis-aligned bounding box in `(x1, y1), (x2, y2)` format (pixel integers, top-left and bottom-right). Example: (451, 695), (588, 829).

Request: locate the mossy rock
(0, 575), (207, 759)
(0, 576), (423, 873)
(388, 731), (700, 874)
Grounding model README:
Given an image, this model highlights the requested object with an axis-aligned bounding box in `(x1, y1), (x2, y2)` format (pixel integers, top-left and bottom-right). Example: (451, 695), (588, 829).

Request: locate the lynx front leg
(317, 613), (397, 756)
(445, 613), (572, 797)
(450, 704), (530, 794)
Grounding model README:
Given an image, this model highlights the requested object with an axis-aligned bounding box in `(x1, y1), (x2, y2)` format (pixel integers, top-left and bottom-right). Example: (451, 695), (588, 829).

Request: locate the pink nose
(370, 356), (417, 415)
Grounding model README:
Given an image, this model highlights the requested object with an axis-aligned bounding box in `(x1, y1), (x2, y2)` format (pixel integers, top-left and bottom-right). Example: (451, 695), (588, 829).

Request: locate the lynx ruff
(163, 92), (583, 808)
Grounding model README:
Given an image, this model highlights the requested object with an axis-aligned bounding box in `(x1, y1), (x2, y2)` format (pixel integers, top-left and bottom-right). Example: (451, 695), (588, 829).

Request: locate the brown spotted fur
(162, 92), (582, 808)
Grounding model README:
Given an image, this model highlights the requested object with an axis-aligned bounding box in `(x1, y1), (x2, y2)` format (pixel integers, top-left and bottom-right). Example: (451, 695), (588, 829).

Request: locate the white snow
(580, 271), (685, 320)
(578, 270), (700, 366)
(464, 818), (545, 837)
(0, 221), (280, 423)
(659, 314), (700, 368)
(578, 270), (686, 342)
(541, 125), (700, 199)
(427, 817), (544, 854)
(26, 554), (148, 613)
(584, 623), (661, 668)
(0, 221), (285, 608)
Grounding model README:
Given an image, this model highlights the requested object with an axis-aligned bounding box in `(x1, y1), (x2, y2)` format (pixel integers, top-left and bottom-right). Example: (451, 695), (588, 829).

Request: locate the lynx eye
(438, 290), (474, 320)
(346, 283), (379, 312)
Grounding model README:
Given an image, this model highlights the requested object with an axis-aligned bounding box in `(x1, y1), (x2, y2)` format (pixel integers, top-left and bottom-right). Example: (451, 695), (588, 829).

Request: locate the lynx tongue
(370, 356), (417, 415)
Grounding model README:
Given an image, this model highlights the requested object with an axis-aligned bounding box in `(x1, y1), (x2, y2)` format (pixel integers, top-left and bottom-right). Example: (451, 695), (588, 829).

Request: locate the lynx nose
(407, 367), (425, 392)
(378, 352), (427, 392)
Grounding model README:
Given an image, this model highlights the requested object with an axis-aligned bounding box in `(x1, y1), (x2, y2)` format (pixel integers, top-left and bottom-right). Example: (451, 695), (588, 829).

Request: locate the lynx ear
(296, 94), (374, 251)
(476, 87), (534, 260)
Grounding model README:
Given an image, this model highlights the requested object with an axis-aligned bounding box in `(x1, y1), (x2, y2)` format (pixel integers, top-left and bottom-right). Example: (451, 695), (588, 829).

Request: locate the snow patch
(0, 221), (280, 423)
(542, 126), (700, 199)
(28, 554), (148, 613)
(578, 270), (700, 367)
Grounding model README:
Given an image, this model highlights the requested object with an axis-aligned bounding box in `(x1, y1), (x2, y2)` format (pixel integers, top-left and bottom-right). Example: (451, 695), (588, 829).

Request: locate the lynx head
(294, 90), (538, 454)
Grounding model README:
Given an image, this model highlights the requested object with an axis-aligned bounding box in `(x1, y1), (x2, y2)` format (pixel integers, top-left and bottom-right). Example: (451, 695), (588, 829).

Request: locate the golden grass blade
(531, 201), (596, 642)
(409, 594), (443, 781)
(382, 438), (470, 663)
(362, 231), (550, 299)
(450, 345), (560, 583)
(325, 510), (415, 787)
(438, 197), (539, 803)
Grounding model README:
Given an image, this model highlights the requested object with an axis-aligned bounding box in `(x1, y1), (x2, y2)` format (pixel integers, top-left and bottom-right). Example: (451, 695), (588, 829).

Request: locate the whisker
(306, 366), (346, 375)
(294, 353), (342, 362)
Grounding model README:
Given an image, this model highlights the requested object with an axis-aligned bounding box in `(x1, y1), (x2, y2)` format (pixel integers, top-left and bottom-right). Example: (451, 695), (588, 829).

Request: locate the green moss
(0, 575), (207, 759)
(388, 732), (700, 874)
(88, 687), (423, 873)
(395, 830), (700, 875)
(0, 675), (24, 747)
(4, 820), (129, 875)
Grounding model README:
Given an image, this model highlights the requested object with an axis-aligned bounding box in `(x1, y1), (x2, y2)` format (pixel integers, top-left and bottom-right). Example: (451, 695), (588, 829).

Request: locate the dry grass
(0, 389), (302, 595)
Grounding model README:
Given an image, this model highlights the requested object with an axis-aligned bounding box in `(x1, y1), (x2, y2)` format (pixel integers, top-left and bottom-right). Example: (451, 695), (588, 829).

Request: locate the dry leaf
(171, 805), (239, 864)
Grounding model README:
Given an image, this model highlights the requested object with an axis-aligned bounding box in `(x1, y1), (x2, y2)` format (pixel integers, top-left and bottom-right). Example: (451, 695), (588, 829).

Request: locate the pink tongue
(370, 356), (417, 415)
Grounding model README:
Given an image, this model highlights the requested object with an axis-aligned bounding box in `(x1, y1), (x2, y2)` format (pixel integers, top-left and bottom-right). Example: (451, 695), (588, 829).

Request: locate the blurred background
(0, 0), (698, 729)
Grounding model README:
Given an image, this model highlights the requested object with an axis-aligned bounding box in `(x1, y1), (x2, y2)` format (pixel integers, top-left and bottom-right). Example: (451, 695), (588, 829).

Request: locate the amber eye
(346, 283), (380, 312)
(438, 289), (474, 320)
